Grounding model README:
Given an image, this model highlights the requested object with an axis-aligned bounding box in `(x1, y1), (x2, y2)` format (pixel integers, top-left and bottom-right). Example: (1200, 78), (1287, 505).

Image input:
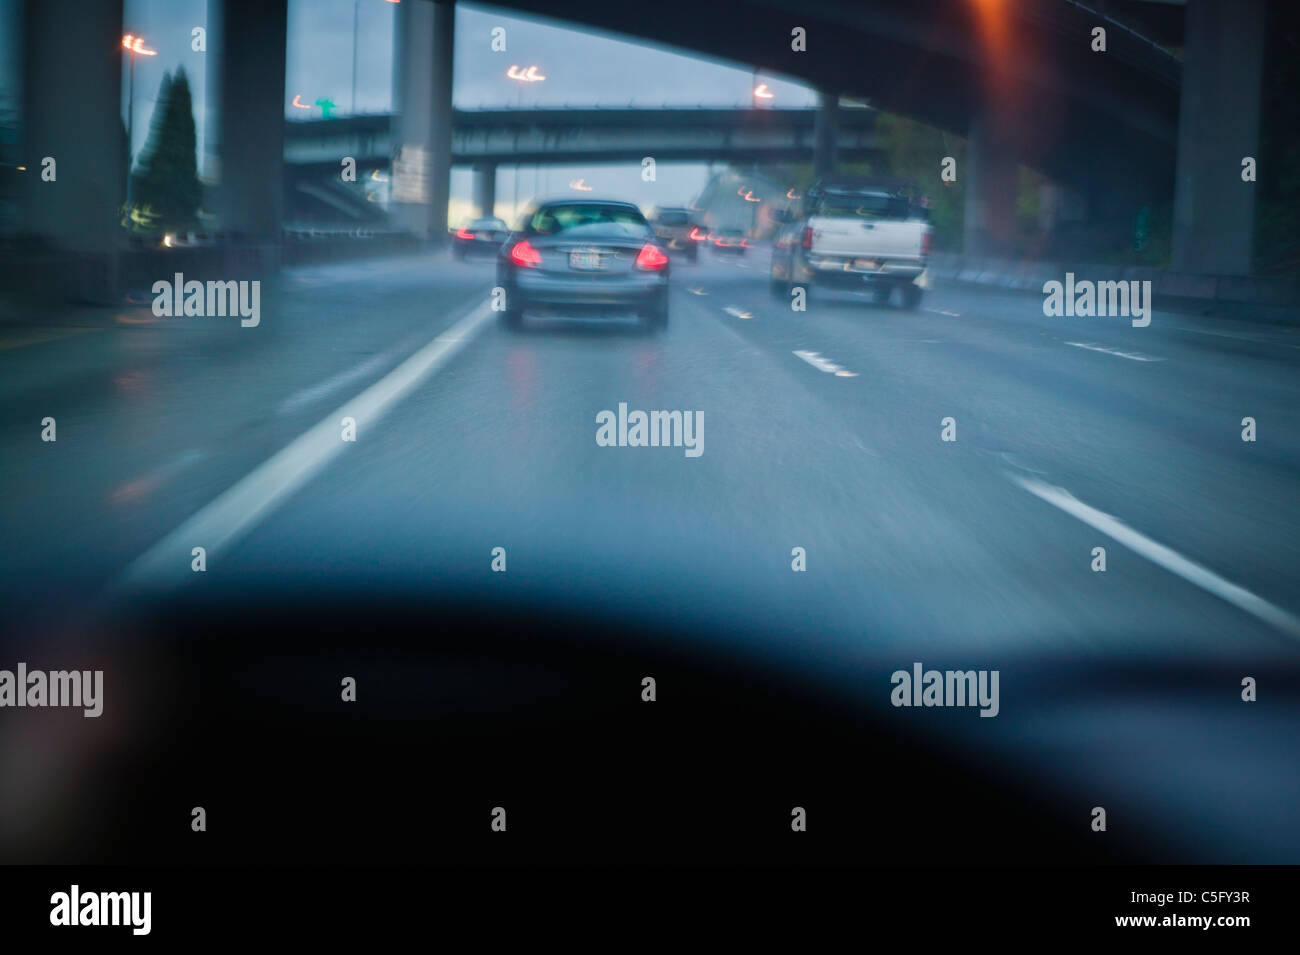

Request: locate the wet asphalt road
(3, 246), (1299, 860)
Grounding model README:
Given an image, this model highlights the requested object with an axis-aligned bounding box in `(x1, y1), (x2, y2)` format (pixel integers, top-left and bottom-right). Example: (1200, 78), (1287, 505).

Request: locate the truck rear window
(812, 194), (911, 220)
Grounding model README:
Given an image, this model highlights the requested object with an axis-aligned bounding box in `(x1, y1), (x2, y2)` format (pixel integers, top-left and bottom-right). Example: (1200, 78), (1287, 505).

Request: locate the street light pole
(127, 51), (135, 189)
(121, 35), (156, 206)
(514, 82), (520, 216)
(351, 0), (359, 115)
(506, 67), (544, 221)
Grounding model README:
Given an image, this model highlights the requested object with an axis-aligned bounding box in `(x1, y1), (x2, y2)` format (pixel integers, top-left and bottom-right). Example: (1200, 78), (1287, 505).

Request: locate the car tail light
(510, 239), (542, 267)
(635, 243), (669, 271)
(741, 238), (752, 248)
(921, 229), (933, 257)
(456, 227), (475, 240)
(689, 226), (705, 241)
(801, 227), (814, 249)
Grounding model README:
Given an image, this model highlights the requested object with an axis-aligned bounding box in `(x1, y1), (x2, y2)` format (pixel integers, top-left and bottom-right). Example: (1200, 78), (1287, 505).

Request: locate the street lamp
(122, 34), (157, 204)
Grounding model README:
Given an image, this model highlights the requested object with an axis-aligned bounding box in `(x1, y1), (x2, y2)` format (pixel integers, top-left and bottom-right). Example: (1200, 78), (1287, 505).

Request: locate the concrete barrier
(930, 253), (1300, 315)
(1, 232), (423, 315)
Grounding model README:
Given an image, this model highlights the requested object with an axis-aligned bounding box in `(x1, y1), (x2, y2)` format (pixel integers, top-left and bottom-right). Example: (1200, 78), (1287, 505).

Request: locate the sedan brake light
(456, 227), (475, 240)
(688, 226), (705, 241)
(635, 243), (669, 271)
(510, 239), (542, 267)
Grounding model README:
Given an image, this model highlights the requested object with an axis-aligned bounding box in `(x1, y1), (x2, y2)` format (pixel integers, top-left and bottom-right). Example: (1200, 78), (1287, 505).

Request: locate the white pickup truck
(770, 179), (933, 308)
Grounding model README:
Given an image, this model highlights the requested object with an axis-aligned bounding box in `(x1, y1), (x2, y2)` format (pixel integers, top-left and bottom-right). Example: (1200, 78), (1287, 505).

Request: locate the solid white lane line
(1065, 341), (1164, 362)
(1010, 472), (1300, 642)
(116, 301), (494, 593)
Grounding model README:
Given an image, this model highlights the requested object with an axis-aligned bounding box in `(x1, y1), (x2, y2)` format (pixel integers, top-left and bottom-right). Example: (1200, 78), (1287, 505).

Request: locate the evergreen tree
(132, 66), (201, 232)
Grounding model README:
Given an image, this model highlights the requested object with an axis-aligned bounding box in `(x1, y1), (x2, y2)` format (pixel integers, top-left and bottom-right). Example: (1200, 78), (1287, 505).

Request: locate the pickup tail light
(635, 243), (669, 271)
(801, 227), (814, 249)
(921, 229), (933, 257)
(510, 239), (542, 268)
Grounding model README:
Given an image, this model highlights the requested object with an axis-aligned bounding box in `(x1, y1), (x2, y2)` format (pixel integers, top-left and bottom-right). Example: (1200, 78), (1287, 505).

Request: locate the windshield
(4, 0), (1299, 907)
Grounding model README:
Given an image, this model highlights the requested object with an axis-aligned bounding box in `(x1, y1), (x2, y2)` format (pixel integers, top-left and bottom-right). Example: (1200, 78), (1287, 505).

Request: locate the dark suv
(649, 207), (703, 261)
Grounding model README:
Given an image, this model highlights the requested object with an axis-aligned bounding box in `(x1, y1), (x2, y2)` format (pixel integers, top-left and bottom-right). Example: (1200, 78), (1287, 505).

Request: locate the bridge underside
(487, 0), (1182, 197)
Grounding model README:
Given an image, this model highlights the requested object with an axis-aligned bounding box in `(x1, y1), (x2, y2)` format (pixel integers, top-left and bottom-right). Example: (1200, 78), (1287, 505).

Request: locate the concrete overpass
(285, 107), (880, 169)
(284, 106), (882, 219)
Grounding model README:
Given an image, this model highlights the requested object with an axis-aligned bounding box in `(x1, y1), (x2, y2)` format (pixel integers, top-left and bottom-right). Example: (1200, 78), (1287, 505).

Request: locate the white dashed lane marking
(277, 350), (397, 416)
(793, 350), (857, 377)
(1065, 341), (1164, 362)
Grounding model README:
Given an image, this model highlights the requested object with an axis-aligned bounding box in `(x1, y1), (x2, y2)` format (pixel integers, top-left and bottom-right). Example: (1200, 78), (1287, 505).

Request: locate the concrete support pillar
(1037, 182), (1062, 237)
(19, 0), (124, 257)
(963, 106), (1020, 257)
(1171, 0), (1265, 275)
(215, 0), (287, 239)
(391, 0), (455, 240)
(813, 89), (838, 177)
(472, 163), (496, 219)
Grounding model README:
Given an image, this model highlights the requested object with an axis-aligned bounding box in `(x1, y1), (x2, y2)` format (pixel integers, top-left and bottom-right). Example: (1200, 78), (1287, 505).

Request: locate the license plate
(854, 258), (879, 270)
(570, 250), (604, 270)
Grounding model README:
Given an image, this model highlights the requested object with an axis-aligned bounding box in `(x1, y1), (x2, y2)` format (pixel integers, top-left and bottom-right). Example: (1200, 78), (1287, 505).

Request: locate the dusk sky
(106, 0), (818, 222)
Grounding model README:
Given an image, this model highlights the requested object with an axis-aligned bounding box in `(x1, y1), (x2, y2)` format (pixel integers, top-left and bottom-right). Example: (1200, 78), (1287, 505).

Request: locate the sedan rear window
(528, 203), (650, 237)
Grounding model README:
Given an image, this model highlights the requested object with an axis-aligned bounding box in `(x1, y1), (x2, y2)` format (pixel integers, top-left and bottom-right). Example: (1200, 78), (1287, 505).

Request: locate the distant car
(649, 207), (704, 261)
(495, 199), (670, 331)
(711, 228), (751, 255)
(453, 217), (510, 258)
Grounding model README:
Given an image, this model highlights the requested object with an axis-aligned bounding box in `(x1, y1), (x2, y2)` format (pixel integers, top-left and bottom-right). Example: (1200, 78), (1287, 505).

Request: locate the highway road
(3, 247), (1299, 861)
